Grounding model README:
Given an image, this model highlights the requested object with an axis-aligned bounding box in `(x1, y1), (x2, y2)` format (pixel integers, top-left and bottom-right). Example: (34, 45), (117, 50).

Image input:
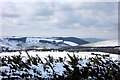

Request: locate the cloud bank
(1, 2), (118, 39)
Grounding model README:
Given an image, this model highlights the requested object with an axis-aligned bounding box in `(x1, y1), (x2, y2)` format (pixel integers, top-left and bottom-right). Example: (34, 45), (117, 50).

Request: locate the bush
(0, 52), (120, 80)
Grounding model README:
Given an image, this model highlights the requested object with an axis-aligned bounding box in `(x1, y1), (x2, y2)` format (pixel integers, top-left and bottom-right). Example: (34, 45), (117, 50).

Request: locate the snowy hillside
(81, 40), (119, 47)
(82, 38), (106, 43)
(0, 37), (88, 50)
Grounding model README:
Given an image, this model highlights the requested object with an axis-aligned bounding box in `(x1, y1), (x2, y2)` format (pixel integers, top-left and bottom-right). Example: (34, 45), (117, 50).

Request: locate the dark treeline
(1, 46), (120, 55)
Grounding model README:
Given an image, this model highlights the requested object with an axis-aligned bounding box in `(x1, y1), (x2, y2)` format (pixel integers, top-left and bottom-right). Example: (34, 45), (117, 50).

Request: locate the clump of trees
(0, 51), (120, 80)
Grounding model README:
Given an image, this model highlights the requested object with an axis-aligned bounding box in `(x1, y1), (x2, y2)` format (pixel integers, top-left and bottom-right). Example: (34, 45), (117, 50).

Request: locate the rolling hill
(0, 37), (89, 50)
(81, 40), (119, 47)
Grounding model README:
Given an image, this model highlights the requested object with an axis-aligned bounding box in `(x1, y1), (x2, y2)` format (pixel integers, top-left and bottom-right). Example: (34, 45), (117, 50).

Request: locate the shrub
(0, 52), (120, 80)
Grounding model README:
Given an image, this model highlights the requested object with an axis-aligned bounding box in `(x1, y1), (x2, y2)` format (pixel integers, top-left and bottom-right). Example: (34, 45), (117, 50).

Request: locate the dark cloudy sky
(0, 0), (118, 39)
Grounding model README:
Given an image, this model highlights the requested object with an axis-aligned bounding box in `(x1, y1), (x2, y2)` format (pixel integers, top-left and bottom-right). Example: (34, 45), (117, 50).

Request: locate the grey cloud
(79, 2), (117, 13)
(34, 3), (54, 16)
(35, 8), (53, 16)
(2, 2), (19, 18)
(2, 13), (19, 18)
(53, 2), (74, 11)
(1, 2), (118, 39)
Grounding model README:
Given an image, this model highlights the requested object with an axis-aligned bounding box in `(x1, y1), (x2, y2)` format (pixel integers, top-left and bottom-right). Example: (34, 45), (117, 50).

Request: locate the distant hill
(80, 40), (119, 47)
(0, 37), (89, 50)
(56, 37), (89, 45)
(82, 38), (106, 43)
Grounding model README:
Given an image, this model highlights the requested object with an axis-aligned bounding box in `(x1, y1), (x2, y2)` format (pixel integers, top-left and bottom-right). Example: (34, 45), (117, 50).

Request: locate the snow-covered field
(0, 51), (119, 61)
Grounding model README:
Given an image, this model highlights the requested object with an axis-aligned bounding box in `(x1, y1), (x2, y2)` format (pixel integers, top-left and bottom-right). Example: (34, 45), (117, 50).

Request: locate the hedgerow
(0, 51), (120, 80)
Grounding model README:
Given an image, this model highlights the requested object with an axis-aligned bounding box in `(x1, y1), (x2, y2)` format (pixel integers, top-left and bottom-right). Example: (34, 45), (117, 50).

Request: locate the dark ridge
(39, 40), (52, 44)
(56, 37), (89, 45)
(7, 37), (27, 43)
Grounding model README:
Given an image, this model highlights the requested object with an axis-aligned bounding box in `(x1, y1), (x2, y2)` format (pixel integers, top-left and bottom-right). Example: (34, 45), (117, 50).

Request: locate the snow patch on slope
(64, 41), (78, 46)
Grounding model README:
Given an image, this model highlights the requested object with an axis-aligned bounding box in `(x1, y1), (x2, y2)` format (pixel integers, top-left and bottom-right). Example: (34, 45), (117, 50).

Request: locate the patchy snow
(26, 37), (40, 43)
(79, 59), (90, 67)
(40, 38), (54, 42)
(0, 66), (10, 72)
(0, 51), (120, 79)
(0, 37), (86, 51)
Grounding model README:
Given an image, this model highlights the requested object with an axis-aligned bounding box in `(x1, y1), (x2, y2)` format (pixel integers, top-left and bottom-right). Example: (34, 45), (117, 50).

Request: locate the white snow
(40, 38), (54, 42)
(64, 41), (78, 46)
(55, 40), (63, 43)
(81, 40), (119, 47)
(79, 59), (89, 67)
(0, 66), (10, 72)
(0, 51), (119, 61)
(53, 63), (65, 76)
(26, 37), (40, 43)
